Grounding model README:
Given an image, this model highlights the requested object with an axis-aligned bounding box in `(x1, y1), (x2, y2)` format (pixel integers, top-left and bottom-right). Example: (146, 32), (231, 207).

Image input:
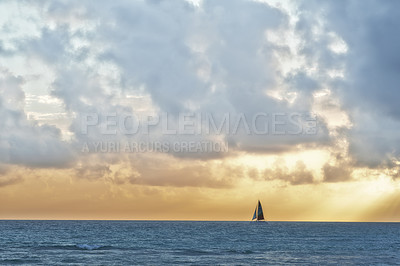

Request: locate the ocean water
(0, 221), (399, 265)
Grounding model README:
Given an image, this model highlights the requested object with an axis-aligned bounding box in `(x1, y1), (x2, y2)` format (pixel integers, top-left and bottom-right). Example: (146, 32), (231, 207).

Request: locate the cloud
(0, 175), (22, 187)
(11, 0), (331, 160)
(75, 163), (112, 180)
(0, 69), (75, 168)
(261, 160), (315, 185)
(109, 155), (240, 188)
(322, 163), (352, 183)
(297, 0), (400, 169)
(0, 164), (23, 187)
(126, 165), (233, 188)
(1, 0), (400, 188)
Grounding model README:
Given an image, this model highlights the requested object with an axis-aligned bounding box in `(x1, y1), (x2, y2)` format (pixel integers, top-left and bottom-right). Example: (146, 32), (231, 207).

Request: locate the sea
(0, 221), (399, 265)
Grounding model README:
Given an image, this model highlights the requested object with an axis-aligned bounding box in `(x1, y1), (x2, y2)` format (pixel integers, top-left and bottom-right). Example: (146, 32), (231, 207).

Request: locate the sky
(1, 0), (400, 221)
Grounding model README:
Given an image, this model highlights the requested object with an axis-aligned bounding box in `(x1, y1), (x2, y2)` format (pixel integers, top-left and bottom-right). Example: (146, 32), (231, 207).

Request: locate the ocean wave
(34, 244), (112, 251)
(173, 248), (255, 256)
(75, 244), (107, 250)
(1, 259), (42, 264)
(174, 248), (218, 256)
(227, 249), (254, 254)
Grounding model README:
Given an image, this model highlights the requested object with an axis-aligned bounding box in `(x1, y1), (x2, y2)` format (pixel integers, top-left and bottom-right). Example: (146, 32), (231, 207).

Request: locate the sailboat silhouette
(251, 200), (266, 222)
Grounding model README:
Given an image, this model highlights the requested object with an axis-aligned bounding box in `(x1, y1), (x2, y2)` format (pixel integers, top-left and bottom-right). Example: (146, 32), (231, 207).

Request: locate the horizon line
(0, 219), (398, 223)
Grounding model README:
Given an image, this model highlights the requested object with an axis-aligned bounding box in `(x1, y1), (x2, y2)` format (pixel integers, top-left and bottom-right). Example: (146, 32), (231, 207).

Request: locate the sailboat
(251, 200), (266, 222)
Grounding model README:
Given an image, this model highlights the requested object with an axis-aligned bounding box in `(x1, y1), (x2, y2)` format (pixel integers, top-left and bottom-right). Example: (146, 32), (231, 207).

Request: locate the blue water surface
(0, 221), (399, 265)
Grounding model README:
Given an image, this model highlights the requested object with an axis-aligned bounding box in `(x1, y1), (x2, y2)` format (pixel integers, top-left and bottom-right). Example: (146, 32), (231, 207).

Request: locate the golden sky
(1, 152), (399, 221)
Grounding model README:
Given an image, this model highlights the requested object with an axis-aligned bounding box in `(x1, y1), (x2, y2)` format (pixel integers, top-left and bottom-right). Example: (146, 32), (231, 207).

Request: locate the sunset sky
(1, 0), (400, 221)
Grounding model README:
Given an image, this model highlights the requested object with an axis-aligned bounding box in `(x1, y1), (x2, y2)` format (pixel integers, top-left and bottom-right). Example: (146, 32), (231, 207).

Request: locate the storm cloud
(1, 0), (400, 186)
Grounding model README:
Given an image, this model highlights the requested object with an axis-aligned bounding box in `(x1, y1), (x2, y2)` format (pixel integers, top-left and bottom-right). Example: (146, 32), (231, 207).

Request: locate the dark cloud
(322, 163), (352, 183)
(298, 0), (400, 168)
(14, 0), (331, 161)
(261, 160), (315, 185)
(2, 0), (400, 184)
(75, 164), (112, 180)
